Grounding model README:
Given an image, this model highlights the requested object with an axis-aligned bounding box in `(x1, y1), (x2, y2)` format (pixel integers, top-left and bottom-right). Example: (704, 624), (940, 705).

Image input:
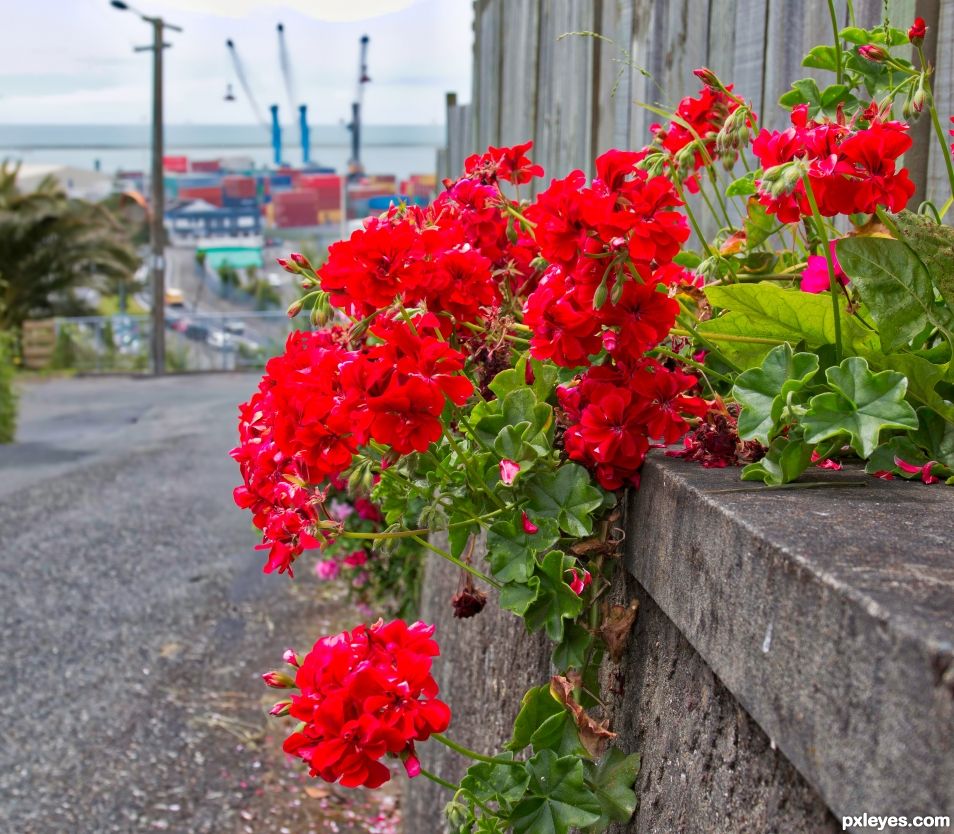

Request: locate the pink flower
(352, 571), (370, 588)
(811, 450), (842, 470)
(872, 470), (896, 480)
(565, 567), (592, 596)
(329, 499), (354, 522)
(521, 511), (539, 535)
(894, 456), (941, 484)
(402, 751), (421, 779)
(859, 44), (889, 62)
(801, 242), (848, 293)
(316, 559), (340, 580)
(499, 458), (521, 485)
(343, 550), (369, 567)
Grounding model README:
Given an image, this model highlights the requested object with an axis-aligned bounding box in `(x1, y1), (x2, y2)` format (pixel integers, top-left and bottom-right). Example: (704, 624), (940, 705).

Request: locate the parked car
(164, 288), (186, 308)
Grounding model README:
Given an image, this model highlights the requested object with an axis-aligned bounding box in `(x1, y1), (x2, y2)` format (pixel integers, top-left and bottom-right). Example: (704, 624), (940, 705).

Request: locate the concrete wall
(404, 454), (954, 833)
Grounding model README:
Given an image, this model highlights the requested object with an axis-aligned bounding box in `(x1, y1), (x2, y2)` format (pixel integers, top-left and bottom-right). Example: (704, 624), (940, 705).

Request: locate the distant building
(16, 164), (114, 201)
(164, 198), (261, 242)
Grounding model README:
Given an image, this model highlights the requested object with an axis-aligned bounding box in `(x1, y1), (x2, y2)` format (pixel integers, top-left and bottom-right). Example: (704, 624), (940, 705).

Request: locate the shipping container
(163, 156), (189, 173)
(272, 189), (320, 228)
(191, 159), (222, 173)
(223, 175), (257, 199)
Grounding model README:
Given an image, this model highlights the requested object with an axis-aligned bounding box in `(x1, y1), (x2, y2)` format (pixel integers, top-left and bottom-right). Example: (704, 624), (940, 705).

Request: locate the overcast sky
(0, 0), (473, 124)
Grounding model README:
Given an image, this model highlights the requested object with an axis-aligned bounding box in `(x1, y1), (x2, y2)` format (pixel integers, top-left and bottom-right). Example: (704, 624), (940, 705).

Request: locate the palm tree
(0, 162), (140, 332)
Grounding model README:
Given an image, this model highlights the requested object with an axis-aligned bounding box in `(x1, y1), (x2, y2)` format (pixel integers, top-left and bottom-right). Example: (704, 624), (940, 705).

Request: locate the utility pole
(111, 1), (182, 375)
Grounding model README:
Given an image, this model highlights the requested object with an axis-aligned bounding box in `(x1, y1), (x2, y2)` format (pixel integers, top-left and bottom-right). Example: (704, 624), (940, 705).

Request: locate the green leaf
(911, 406), (954, 467)
(510, 751), (602, 834)
(530, 710), (588, 758)
(802, 357), (919, 458)
(872, 352), (954, 423)
(700, 281), (878, 368)
(741, 434), (814, 485)
(500, 579), (540, 617)
(743, 199), (775, 248)
(836, 236), (954, 352)
(802, 44), (839, 72)
(864, 435), (928, 478)
(523, 551), (585, 642)
(552, 621), (593, 672)
(887, 209), (954, 312)
(487, 515), (560, 584)
(725, 172), (756, 197)
(509, 687), (564, 752)
(733, 343), (820, 443)
(526, 463), (603, 537)
(460, 757), (531, 807)
(584, 748), (641, 831)
(839, 26), (868, 44)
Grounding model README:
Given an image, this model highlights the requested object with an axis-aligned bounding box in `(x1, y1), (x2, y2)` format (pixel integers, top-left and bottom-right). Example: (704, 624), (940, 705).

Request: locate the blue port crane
(276, 23), (310, 165)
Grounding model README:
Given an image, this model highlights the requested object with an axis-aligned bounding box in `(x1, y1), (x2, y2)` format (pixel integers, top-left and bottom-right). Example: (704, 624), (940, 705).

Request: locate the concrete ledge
(626, 454), (954, 825)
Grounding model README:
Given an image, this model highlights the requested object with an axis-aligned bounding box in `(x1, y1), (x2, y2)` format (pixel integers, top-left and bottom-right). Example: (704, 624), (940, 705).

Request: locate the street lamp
(110, 1), (182, 375)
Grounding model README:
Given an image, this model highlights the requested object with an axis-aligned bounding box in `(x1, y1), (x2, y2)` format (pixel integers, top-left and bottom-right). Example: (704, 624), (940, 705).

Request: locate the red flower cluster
(523, 150), (689, 369)
(233, 318), (473, 574)
(648, 81), (746, 187)
(558, 359), (707, 489)
(463, 139), (545, 185)
(279, 619), (451, 788)
(753, 105), (915, 222)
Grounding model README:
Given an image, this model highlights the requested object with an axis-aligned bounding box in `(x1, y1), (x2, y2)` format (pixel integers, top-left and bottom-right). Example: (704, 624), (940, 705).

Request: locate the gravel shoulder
(0, 374), (400, 834)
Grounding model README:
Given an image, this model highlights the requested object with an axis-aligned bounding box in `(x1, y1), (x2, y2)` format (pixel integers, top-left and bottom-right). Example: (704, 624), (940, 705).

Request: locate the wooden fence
(440, 0), (953, 206)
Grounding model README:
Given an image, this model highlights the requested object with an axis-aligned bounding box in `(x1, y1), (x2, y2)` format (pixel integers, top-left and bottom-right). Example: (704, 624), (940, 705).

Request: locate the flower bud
(692, 66), (722, 90)
(290, 252), (312, 271)
(268, 699), (292, 716)
(276, 256), (301, 275)
(282, 648), (302, 668)
(911, 86), (927, 114)
(592, 279), (608, 310)
(262, 670), (296, 689)
(286, 298), (304, 318)
(858, 44), (889, 63)
(521, 511), (539, 535)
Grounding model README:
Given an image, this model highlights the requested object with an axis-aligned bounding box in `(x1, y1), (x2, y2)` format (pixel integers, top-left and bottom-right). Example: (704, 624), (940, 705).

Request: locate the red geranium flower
(278, 619), (451, 788)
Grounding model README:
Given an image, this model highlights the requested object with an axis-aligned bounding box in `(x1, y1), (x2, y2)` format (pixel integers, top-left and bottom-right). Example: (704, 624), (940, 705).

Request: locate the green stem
(800, 173), (843, 361)
(411, 535), (501, 589)
(651, 346), (732, 383)
(671, 326), (783, 346)
(827, 0), (843, 85)
(339, 512), (501, 542)
(674, 181), (717, 259)
(433, 734), (523, 767)
(419, 767), (460, 792)
(441, 424), (507, 510)
(920, 49), (954, 212)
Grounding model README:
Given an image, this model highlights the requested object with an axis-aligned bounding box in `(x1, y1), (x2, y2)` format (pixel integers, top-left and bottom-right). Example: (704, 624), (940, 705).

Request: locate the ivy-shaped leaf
(584, 748), (641, 832)
(530, 710), (588, 758)
(487, 515), (560, 584)
(802, 357), (919, 458)
(460, 756), (531, 808)
(836, 236), (954, 352)
(733, 343), (819, 443)
(741, 433), (814, 485)
(912, 406), (954, 467)
(509, 751), (602, 834)
(552, 621), (593, 672)
(526, 463), (604, 537)
(508, 687), (564, 752)
(500, 579), (540, 617)
(523, 550), (585, 642)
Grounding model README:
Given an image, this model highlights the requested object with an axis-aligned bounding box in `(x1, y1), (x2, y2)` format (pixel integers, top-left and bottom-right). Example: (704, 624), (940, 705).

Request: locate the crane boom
(226, 38), (267, 128)
(276, 23), (298, 117)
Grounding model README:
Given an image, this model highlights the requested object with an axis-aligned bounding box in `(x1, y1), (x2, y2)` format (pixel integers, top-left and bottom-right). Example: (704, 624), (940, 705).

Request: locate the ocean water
(0, 124), (444, 180)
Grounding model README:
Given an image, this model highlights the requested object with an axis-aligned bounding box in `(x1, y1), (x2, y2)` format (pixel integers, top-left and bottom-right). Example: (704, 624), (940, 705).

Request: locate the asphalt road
(0, 374), (398, 834)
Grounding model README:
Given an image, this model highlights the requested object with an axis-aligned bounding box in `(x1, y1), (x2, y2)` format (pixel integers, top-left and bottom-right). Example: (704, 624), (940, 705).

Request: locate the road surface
(0, 374), (399, 834)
